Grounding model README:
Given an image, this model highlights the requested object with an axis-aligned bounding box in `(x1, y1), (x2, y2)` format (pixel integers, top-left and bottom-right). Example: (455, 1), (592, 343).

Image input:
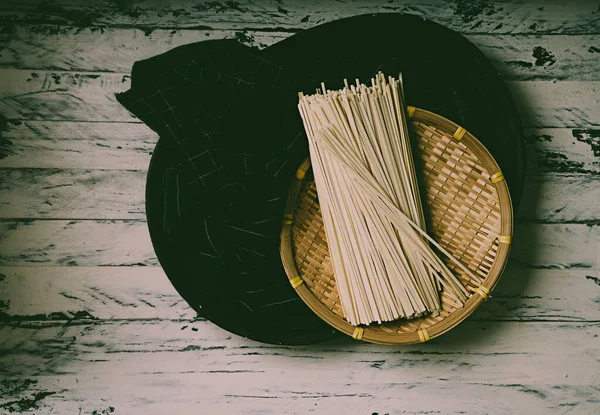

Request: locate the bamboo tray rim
(280, 107), (513, 345)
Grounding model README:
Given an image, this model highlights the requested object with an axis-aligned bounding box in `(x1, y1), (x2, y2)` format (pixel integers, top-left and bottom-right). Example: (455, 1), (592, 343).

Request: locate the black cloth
(117, 13), (525, 344)
(118, 40), (335, 344)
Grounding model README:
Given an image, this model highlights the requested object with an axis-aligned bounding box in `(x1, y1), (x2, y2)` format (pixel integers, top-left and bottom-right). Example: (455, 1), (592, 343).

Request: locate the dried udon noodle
(297, 73), (474, 326)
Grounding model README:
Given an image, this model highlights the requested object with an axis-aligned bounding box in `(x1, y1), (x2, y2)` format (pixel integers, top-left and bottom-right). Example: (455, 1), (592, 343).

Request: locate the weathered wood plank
(516, 173), (600, 223)
(466, 268), (600, 322)
(2, 122), (599, 174)
(473, 34), (600, 81)
(1, 169), (599, 223)
(0, 169), (147, 219)
(1, 70), (598, 127)
(0, 2), (597, 413)
(511, 223), (599, 269)
(0, 320), (598, 414)
(0, 220), (596, 269)
(1, 266), (598, 322)
(0, 70), (135, 123)
(0, 220), (156, 266)
(507, 81), (600, 128)
(0, 27), (287, 71)
(0, 120), (156, 170)
(2, 26), (600, 80)
(1, 375), (598, 415)
(1, 0), (600, 34)
(0, 266), (194, 320)
(525, 127), (600, 175)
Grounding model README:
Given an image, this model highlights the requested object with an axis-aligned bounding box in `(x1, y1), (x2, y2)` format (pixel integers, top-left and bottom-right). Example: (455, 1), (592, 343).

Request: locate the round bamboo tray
(280, 107), (513, 345)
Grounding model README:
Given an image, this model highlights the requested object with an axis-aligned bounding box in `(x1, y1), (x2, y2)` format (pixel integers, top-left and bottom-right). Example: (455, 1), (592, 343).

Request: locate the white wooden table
(0, 1), (599, 413)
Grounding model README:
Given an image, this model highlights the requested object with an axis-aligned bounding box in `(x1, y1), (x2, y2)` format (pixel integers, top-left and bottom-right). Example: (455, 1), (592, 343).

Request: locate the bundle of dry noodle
(297, 73), (475, 326)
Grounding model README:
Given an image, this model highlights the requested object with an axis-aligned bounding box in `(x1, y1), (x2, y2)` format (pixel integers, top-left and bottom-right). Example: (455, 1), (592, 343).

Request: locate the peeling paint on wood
(1, 169), (600, 222)
(2, 70), (600, 127)
(517, 173), (600, 223)
(0, 27), (289, 71)
(0, 379), (56, 414)
(511, 223), (599, 269)
(0, 113), (11, 161)
(1, 124), (598, 173)
(506, 81), (600, 127)
(525, 128), (600, 174)
(0, 266), (598, 322)
(0, 221), (597, 269)
(0, 120), (157, 169)
(0, 169), (147, 219)
(0, 220), (157, 266)
(573, 129), (600, 157)
(0, 70), (135, 122)
(1, 1), (600, 412)
(2, 0), (600, 34)
(0, 266), (195, 320)
(0, 320), (598, 414)
(2, 27), (600, 81)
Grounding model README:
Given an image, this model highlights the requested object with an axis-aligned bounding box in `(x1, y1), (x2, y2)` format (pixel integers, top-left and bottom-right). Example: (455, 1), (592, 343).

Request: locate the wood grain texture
(2, 123), (599, 174)
(2, 26), (600, 80)
(2, 70), (599, 127)
(1, 266), (598, 322)
(0, 267), (194, 320)
(0, 320), (598, 414)
(2, 0), (600, 34)
(475, 268), (600, 322)
(0, 120), (157, 169)
(1, 169), (599, 223)
(473, 34), (600, 81)
(0, 27), (288, 71)
(0, 169), (146, 219)
(517, 173), (600, 223)
(0, 70), (134, 122)
(1, 1), (599, 411)
(508, 81), (600, 128)
(525, 127), (600, 175)
(511, 223), (599, 269)
(0, 220), (156, 266)
(0, 221), (597, 269)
